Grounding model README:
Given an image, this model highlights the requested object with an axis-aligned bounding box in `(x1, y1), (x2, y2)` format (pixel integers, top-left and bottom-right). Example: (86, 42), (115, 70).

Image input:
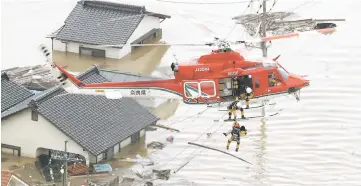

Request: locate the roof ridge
(1, 71), (10, 80)
(80, 0), (146, 14)
(76, 65), (99, 79)
(31, 86), (66, 104)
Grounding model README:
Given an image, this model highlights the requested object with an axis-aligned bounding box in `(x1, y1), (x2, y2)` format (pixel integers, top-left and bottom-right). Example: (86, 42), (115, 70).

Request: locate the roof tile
(1, 72), (34, 112)
(1, 171), (12, 186)
(56, 0), (146, 45)
(37, 94), (159, 155)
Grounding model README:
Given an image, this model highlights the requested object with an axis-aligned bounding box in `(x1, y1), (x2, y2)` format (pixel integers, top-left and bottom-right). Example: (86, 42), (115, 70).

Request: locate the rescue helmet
(246, 87), (253, 94)
(240, 126), (246, 131)
(236, 101), (242, 108)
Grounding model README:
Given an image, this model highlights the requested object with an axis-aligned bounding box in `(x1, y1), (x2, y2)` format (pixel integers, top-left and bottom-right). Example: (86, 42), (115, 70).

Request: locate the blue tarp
(30, 90), (43, 94)
(93, 164), (112, 173)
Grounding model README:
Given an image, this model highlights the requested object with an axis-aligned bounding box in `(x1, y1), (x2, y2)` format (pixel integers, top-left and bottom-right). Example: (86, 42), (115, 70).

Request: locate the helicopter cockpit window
(268, 72), (280, 87)
(277, 66), (289, 81)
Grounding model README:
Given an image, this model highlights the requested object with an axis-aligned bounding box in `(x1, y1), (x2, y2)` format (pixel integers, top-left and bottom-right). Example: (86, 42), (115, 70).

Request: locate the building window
(79, 47), (105, 58)
(31, 110), (38, 121)
(131, 131), (140, 143)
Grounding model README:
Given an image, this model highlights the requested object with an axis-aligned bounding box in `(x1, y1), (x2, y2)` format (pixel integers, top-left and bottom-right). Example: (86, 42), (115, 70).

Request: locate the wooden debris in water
(152, 169), (171, 180)
(146, 126), (157, 131)
(147, 141), (165, 149)
(3, 64), (59, 90)
(153, 124), (180, 132)
(188, 142), (252, 165)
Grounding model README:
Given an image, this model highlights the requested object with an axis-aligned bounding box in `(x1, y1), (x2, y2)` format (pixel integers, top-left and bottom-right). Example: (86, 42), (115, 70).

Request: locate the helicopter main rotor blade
(232, 27), (336, 44)
(176, 10), (219, 39)
(96, 43), (213, 48)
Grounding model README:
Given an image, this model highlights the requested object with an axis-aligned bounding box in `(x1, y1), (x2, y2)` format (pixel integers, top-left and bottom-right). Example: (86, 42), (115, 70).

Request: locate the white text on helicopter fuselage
(195, 67), (210, 72)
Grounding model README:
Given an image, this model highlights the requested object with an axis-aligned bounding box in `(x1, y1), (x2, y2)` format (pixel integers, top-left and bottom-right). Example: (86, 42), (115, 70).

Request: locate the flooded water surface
(2, 0), (361, 185)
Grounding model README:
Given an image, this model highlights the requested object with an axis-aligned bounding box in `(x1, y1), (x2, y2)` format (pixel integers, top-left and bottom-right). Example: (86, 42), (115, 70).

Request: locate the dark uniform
(227, 101), (246, 120)
(223, 122), (247, 152)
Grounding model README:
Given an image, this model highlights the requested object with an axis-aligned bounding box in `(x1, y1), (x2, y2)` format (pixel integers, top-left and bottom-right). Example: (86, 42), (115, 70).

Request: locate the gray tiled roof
(1, 86), (66, 119)
(1, 72), (34, 112)
(36, 94), (159, 155)
(76, 66), (110, 83)
(55, 0), (165, 45)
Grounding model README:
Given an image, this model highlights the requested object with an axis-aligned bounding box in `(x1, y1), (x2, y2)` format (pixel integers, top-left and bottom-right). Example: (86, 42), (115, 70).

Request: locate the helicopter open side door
(182, 80), (218, 104)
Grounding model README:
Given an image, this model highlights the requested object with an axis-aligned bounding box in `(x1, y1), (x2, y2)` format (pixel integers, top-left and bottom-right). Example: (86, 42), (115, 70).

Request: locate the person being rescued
(244, 86), (254, 109)
(223, 121), (247, 152)
(227, 99), (246, 120)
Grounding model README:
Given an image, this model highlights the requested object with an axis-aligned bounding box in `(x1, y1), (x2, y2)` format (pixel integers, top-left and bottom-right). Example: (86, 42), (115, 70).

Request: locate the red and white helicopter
(36, 7), (340, 117)
(39, 26), (334, 108)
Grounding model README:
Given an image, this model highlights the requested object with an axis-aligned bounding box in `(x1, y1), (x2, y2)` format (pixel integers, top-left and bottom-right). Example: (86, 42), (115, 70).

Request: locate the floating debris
(153, 124), (180, 132)
(152, 169), (171, 180)
(166, 136), (174, 142)
(3, 64), (59, 90)
(147, 141), (166, 149)
(146, 126), (157, 131)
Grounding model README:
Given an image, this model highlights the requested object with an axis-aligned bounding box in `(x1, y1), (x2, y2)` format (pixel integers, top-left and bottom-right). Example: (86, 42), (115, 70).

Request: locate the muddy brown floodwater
(52, 44), (170, 75)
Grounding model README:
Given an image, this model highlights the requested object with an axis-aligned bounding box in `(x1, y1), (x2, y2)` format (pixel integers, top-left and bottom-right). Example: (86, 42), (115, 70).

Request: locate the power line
(156, 0), (253, 4)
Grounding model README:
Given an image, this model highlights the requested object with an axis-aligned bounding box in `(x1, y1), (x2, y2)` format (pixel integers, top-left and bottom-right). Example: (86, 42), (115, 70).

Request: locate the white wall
(140, 129), (145, 137)
(120, 137), (131, 148)
(53, 15), (161, 59)
(1, 109), (90, 164)
(53, 39), (122, 59)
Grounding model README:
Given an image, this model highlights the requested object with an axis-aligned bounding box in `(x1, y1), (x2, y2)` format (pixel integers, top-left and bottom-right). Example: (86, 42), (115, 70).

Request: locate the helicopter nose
(289, 74), (310, 89)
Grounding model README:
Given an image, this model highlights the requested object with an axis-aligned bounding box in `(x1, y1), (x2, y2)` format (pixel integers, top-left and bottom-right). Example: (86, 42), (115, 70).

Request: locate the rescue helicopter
(39, 26), (335, 108)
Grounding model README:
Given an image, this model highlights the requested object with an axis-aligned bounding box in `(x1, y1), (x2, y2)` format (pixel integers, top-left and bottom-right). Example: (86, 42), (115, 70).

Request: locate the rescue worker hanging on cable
(244, 86), (254, 109)
(227, 100), (246, 120)
(223, 122), (247, 152)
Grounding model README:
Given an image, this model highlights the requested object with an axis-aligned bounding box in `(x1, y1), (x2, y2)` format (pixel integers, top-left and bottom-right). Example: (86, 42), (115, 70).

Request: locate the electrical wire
(225, 0), (254, 39)
(157, 108), (225, 169)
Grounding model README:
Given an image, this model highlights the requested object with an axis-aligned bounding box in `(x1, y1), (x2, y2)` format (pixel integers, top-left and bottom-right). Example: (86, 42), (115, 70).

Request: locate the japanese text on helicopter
(130, 89), (147, 96)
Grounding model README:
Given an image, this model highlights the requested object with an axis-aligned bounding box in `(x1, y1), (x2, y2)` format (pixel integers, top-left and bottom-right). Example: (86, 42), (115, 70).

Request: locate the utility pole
(63, 140), (68, 186)
(260, 0), (268, 57)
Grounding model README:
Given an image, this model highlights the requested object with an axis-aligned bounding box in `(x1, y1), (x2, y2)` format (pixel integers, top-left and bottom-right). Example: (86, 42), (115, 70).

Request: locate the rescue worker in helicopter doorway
(238, 78), (254, 109)
(223, 122), (247, 152)
(227, 100), (246, 120)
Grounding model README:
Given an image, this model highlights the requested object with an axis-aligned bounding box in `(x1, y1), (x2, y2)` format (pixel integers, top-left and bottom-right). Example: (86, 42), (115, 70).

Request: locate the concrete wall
(1, 109), (90, 164)
(53, 15), (161, 59)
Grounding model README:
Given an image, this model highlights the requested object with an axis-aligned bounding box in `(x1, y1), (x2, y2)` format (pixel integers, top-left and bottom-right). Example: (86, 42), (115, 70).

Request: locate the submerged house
(48, 0), (170, 59)
(1, 72), (159, 165)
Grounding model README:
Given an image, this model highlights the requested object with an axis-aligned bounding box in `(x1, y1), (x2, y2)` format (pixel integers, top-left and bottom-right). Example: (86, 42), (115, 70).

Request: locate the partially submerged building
(1, 72), (159, 165)
(48, 0), (170, 59)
